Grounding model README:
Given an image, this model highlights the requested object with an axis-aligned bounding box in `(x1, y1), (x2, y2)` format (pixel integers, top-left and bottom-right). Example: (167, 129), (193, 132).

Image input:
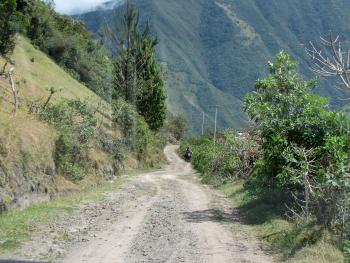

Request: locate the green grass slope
(0, 36), (120, 212)
(75, 0), (350, 134)
(6, 35), (106, 105)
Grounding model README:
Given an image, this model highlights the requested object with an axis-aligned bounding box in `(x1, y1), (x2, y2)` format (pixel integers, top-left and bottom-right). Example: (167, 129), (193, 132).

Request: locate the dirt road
(5, 145), (273, 263)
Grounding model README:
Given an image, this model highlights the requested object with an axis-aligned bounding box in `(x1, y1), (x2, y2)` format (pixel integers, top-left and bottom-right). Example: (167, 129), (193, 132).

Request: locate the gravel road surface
(3, 145), (273, 263)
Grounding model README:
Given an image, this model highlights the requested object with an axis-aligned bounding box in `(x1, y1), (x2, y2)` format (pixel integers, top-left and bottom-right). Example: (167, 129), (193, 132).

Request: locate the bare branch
(306, 33), (350, 90)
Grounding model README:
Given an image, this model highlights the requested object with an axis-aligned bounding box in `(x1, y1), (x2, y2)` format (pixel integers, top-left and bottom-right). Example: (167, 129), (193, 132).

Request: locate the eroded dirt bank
(3, 145), (273, 263)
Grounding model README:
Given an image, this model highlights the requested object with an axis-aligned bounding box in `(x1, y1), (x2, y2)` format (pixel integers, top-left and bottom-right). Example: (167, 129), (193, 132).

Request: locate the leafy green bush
(160, 112), (187, 143)
(34, 99), (97, 180)
(112, 98), (137, 145)
(244, 51), (350, 231)
(112, 98), (164, 165)
(181, 129), (261, 185)
(55, 133), (82, 180)
(180, 136), (214, 174)
(94, 130), (125, 174)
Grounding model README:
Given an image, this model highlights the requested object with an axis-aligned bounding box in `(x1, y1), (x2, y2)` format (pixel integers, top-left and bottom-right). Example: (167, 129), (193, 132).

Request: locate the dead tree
(7, 67), (18, 114)
(306, 33), (350, 90)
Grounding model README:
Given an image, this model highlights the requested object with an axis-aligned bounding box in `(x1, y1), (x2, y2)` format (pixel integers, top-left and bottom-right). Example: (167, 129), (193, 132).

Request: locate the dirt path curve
(6, 145), (274, 263)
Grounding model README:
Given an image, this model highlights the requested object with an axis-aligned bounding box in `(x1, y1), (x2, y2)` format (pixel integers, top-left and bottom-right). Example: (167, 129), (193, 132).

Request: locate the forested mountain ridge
(74, 0), (350, 134)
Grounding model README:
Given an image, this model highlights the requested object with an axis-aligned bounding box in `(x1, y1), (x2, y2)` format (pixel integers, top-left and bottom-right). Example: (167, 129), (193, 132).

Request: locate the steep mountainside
(74, 0), (350, 134)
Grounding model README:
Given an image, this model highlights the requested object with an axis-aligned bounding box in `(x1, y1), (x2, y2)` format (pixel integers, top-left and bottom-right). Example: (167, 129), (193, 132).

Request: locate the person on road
(184, 147), (193, 161)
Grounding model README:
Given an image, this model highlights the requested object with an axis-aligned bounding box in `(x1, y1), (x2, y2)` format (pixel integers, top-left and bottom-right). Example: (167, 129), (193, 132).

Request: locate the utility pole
(213, 106), (218, 145)
(201, 111), (205, 136)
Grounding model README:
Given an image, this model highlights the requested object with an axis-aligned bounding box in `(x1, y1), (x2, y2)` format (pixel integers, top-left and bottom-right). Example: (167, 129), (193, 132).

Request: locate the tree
(244, 51), (350, 227)
(0, 0), (19, 68)
(104, 0), (166, 131)
(135, 36), (166, 131)
(104, 0), (140, 103)
(245, 51), (324, 189)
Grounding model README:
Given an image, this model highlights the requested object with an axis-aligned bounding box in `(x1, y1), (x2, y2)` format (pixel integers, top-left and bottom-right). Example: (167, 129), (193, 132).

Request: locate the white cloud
(53, 0), (120, 15)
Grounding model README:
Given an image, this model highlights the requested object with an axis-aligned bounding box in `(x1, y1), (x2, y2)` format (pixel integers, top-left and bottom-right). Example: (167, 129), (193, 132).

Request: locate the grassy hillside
(3, 36), (105, 102)
(75, 0), (350, 134)
(0, 36), (130, 212)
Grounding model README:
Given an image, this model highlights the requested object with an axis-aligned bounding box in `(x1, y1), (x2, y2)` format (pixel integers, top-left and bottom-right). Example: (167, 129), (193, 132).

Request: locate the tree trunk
(7, 70), (18, 114)
(303, 171), (310, 218)
(1, 61), (8, 75)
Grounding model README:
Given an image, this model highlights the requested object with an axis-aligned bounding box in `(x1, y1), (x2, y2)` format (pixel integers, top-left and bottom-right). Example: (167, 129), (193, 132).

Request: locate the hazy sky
(54, 0), (113, 14)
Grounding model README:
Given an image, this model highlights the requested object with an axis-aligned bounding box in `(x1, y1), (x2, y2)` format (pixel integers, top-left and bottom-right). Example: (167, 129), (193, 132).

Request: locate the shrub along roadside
(180, 52), (350, 261)
(181, 132), (347, 262)
(179, 130), (261, 185)
(159, 111), (187, 143)
(112, 98), (166, 167)
(29, 96), (167, 181)
(244, 52), (350, 246)
(30, 98), (98, 181)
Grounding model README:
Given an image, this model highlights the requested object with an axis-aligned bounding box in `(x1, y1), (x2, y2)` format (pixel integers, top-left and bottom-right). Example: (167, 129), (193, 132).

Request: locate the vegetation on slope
(0, 36), (122, 213)
(0, 0), (176, 216)
(14, 0), (113, 99)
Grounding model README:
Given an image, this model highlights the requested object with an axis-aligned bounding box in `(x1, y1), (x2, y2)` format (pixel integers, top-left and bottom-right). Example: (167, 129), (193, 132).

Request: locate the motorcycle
(184, 150), (192, 162)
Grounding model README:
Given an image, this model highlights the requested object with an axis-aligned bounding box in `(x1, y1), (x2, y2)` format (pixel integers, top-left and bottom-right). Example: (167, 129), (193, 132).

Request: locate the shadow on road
(182, 209), (239, 223)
